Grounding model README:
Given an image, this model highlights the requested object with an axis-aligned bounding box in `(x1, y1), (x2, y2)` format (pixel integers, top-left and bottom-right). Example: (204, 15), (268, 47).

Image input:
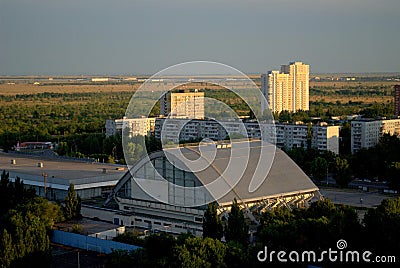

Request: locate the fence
(51, 230), (140, 254)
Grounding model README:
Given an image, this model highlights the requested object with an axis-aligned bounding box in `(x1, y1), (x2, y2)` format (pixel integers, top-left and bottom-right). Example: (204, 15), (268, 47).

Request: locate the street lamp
(326, 162), (334, 186)
(42, 172), (47, 197)
(326, 165), (329, 186)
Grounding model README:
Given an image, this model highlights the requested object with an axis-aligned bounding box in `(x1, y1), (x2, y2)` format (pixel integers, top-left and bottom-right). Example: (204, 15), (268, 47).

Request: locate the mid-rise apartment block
(311, 123), (340, 155)
(274, 123), (309, 149)
(160, 90), (204, 119)
(154, 118), (339, 154)
(155, 118), (229, 143)
(105, 117), (156, 138)
(351, 118), (400, 153)
(394, 85), (400, 116)
(261, 61), (309, 114)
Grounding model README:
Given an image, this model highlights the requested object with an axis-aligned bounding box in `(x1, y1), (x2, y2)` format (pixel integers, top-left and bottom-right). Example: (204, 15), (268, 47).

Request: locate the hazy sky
(0, 0), (399, 75)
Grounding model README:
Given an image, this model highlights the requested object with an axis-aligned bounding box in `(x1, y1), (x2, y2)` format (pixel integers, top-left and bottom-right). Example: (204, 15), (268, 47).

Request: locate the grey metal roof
(111, 140), (318, 206)
(166, 140), (318, 205)
(0, 152), (126, 189)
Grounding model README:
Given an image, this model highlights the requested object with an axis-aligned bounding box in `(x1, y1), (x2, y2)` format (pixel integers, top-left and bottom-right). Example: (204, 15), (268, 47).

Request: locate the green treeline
(0, 171), (83, 268)
(0, 171), (64, 268)
(0, 91), (131, 150)
(275, 101), (394, 122)
(0, 87), (395, 150)
(310, 85), (394, 97)
(107, 197), (400, 267)
(284, 133), (400, 189)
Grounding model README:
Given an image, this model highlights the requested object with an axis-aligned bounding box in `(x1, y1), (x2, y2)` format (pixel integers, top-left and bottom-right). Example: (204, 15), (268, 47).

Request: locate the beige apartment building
(160, 90), (204, 119)
(311, 123), (340, 155)
(262, 61), (309, 113)
(105, 117), (156, 138)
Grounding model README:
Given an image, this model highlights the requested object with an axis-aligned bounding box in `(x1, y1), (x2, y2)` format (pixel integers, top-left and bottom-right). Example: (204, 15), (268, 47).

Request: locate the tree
(339, 122), (351, 156)
(307, 198), (336, 219)
(145, 233), (175, 266)
(63, 183), (81, 220)
(363, 197), (400, 255)
(176, 237), (227, 268)
(258, 199), (362, 254)
(333, 157), (351, 187)
(0, 171), (35, 216)
(0, 171), (12, 216)
(125, 141), (145, 164)
(145, 135), (162, 153)
(224, 199), (248, 245)
(278, 110), (292, 122)
(388, 162), (400, 190)
(0, 196), (59, 267)
(0, 229), (14, 268)
(224, 241), (248, 268)
(18, 197), (64, 230)
(310, 157), (328, 182)
(203, 202), (223, 240)
(56, 141), (69, 156)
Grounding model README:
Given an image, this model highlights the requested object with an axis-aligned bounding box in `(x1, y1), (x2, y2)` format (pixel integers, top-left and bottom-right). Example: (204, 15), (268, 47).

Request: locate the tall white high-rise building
(261, 61), (309, 113)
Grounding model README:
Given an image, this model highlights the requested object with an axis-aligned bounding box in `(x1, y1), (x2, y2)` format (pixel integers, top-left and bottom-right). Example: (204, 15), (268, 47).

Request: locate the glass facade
(132, 156), (201, 188)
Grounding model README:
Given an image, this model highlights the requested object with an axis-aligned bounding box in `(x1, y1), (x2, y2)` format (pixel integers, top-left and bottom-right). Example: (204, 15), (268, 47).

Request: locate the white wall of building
(105, 118), (156, 138)
(351, 118), (400, 153)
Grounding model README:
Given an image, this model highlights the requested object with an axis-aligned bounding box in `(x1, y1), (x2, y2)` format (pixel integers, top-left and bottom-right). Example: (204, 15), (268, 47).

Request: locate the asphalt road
(319, 188), (395, 208)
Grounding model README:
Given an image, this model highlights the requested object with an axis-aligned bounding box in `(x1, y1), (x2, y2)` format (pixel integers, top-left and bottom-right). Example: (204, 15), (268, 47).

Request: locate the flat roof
(55, 218), (121, 235)
(0, 152), (126, 189)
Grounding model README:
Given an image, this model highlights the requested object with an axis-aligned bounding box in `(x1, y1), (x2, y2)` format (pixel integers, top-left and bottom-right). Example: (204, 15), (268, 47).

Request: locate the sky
(0, 0), (399, 75)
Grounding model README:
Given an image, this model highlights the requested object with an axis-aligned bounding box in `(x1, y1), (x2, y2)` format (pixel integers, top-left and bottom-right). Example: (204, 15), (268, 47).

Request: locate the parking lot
(319, 188), (395, 208)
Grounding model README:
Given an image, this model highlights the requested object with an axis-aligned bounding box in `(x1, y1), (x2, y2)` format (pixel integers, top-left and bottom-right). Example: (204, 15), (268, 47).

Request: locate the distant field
(309, 80), (396, 104)
(0, 80), (397, 106)
(0, 82), (231, 96)
(310, 95), (392, 104)
(0, 84), (139, 95)
(309, 80), (399, 88)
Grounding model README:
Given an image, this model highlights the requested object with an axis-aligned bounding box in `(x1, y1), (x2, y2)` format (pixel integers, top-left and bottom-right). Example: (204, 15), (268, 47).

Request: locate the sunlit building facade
(262, 61), (309, 113)
(160, 90), (204, 119)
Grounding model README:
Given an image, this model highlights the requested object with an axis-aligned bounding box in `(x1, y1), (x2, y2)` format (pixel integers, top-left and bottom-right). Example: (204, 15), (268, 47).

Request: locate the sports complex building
(105, 140), (319, 235)
(0, 140), (320, 236)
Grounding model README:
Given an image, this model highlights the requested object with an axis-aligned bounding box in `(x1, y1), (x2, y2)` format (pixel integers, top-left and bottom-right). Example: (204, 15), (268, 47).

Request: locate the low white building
(91, 77), (109, 82)
(0, 153), (126, 201)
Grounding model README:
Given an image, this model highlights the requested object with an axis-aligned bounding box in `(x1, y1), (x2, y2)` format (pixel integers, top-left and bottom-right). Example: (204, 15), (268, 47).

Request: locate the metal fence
(51, 230), (140, 254)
